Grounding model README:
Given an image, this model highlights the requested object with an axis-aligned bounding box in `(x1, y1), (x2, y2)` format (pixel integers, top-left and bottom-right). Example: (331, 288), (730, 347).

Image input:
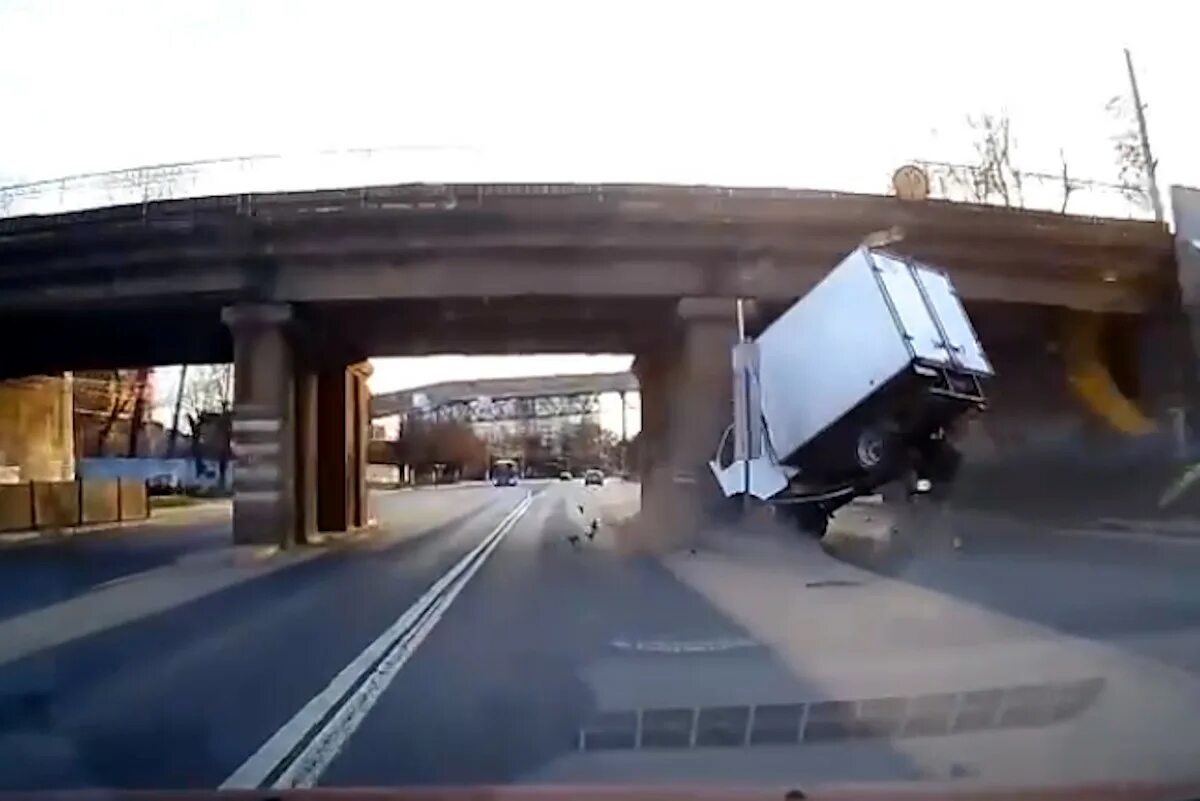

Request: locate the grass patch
(149, 495), (206, 509)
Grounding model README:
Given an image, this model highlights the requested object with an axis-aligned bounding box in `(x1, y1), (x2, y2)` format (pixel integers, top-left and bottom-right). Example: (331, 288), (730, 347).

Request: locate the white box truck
(709, 247), (993, 535)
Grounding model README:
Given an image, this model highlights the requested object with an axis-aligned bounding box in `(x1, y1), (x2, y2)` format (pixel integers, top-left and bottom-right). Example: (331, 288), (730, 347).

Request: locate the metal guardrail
(0, 146), (482, 219)
(0, 148), (1155, 221)
(915, 159), (1155, 220)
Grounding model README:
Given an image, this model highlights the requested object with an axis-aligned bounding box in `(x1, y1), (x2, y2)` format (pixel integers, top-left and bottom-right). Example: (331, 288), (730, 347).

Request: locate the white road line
(221, 490), (535, 790)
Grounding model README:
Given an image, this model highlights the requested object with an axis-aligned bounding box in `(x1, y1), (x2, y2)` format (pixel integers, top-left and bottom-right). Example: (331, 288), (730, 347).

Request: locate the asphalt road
(866, 519), (1200, 676)
(0, 505), (230, 621)
(2, 485), (1200, 789)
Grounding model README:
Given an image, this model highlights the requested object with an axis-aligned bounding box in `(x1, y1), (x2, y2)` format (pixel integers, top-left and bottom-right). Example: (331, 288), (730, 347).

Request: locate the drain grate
(578, 676), (1104, 752)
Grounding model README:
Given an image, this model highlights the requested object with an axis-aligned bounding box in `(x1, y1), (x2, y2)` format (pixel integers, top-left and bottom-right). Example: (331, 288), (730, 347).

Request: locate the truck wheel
(854, 427), (889, 471)
(853, 426), (901, 482)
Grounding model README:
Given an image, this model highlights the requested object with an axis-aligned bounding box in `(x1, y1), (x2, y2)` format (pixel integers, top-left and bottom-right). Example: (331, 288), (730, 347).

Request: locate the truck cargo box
(756, 247), (992, 470)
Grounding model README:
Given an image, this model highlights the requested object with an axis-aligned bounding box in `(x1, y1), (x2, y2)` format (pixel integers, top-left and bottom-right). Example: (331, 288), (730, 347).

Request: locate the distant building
(72, 369), (155, 457)
(0, 374), (74, 482)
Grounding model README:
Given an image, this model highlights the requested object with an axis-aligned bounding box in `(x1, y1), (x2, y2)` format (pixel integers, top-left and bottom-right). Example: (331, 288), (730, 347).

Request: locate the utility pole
(1124, 47), (1164, 222)
(618, 390), (628, 474)
(619, 391), (628, 444)
(736, 298), (751, 515)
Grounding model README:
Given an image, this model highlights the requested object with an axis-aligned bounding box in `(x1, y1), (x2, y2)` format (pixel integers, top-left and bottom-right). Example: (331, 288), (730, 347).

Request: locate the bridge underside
(0, 184), (1184, 543)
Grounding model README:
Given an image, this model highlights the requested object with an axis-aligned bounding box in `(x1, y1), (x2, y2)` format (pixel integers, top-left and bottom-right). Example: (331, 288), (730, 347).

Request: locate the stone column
(316, 366), (349, 533)
(632, 348), (672, 521)
(293, 364), (318, 544)
(664, 298), (739, 534)
(350, 361), (372, 528)
(316, 360), (372, 532)
(222, 304), (296, 546)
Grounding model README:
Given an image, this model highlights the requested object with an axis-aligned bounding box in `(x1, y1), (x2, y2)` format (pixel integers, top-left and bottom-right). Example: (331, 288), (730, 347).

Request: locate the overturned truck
(709, 247), (994, 536)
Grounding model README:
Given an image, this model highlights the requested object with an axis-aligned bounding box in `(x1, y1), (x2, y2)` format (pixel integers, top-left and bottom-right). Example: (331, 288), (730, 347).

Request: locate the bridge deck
(0, 183), (1173, 313)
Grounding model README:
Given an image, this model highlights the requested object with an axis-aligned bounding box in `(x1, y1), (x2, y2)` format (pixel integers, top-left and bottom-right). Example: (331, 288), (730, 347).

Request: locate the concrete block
(0, 484), (34, 532)
(118, 479), (148, 520)
(32, 481), (80, 529)
(80, 480), (120, 524)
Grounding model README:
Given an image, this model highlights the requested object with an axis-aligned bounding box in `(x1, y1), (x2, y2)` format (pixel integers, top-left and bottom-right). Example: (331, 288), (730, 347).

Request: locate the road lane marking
(221, 490), (536, 790)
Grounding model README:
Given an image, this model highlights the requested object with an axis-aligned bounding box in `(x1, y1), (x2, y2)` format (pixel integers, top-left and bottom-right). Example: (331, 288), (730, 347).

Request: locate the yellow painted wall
(0, 375), (75, 482)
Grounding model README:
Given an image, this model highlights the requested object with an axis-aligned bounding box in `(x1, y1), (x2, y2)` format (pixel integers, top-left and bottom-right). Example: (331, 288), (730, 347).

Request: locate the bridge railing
(914, 160), (1156, 220)
(0, 146), (484, 219)
(0, 148), (1156, 220)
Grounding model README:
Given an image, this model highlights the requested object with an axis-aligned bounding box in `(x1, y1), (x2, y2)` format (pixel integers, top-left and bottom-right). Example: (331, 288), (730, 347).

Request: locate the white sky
(3, 0), (1197, 433)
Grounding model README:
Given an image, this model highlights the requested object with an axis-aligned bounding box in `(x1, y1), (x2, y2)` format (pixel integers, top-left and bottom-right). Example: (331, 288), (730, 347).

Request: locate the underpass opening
(366, 352), (640, 496)
(0, 364), (236, 544)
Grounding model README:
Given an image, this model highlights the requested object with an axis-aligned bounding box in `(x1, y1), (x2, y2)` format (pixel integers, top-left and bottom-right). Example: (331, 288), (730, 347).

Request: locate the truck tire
(853, 425), (901, 479)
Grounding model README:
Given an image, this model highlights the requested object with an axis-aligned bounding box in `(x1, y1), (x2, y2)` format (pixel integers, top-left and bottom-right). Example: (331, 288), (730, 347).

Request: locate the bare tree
(180, 365), (234, 484)
(562, 421), (619, 472)
(930, 112), (1025, 208)
(125, 368), (152, 457)
(1105, 93), (1155, 212)
(398, 418), (489, 480)
(1058, 149), (1079, 214)
(167, 364), (189, 458)
(96, 370), (135, 455)
(181, 365), (233, 422)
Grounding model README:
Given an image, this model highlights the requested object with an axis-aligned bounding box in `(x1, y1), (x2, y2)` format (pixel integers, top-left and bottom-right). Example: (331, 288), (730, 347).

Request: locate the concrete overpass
(0, 182), (1185, 545)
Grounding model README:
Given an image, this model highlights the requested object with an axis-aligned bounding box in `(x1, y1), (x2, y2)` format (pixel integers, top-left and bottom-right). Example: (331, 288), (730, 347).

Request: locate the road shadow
(0, 493), (507, 790)
(826, 502), (1200, 676)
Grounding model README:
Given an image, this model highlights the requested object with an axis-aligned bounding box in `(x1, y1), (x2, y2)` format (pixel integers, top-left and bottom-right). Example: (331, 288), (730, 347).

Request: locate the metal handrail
(0, 148), (1154, 220)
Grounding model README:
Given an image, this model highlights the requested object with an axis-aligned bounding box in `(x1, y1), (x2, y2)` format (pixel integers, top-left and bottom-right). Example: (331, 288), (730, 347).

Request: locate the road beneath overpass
(2, 485), (1200, 788)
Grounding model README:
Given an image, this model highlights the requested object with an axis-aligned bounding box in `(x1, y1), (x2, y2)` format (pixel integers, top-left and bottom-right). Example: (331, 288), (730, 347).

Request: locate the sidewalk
(659, 524), (1200, 785)
(0, 498), (231, 548)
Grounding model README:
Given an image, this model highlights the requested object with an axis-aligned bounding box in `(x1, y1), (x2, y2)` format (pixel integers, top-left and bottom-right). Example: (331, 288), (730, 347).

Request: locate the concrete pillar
(316, 367), (348, 533)
(665, 298), (739, 533)
(294, 365), (318, 544)
(316, 361), (372, 532)
(633, 299), (738, 542)
(351, 362), (371, 528)
(632, 349), (671, 519)
(223, 304), (297, 546)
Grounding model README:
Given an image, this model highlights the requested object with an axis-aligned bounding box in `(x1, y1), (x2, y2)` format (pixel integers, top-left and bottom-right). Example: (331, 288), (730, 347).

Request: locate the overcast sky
(2, 0), (1196, 431)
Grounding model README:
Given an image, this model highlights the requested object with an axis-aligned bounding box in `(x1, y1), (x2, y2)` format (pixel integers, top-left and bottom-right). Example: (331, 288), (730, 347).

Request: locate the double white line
(222, 491), (536, 790)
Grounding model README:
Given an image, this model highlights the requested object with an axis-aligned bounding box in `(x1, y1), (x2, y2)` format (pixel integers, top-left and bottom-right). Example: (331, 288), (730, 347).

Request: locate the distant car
(147, 473), (182, 495)
(559, 471), (573, 481)
(584, 469), (604, 487)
